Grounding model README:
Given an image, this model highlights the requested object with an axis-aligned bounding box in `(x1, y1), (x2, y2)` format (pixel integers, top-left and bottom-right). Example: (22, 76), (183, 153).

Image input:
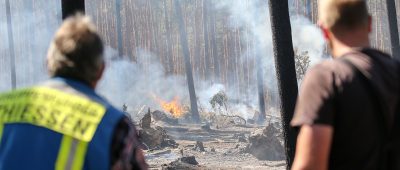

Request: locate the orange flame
(154, 96), (185, 118)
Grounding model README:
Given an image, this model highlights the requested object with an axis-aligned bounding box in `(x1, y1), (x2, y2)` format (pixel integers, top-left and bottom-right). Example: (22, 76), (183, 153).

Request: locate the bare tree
(269, 0), (299, 168)
(174, 0), (200, 123)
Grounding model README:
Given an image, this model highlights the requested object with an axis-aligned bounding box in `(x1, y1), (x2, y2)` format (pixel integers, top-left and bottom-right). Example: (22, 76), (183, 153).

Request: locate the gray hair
(46, 14), (104, 83)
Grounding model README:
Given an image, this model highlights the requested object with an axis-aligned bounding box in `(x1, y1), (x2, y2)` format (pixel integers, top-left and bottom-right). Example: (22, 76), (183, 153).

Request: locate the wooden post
(269, 0), (299, 169)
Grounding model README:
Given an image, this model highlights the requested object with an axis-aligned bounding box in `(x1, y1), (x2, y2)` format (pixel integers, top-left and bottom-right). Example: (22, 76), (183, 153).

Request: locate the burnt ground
(145, 122), (286, 170)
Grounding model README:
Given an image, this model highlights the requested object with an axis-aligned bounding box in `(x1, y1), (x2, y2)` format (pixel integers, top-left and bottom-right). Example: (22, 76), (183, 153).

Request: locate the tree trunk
(61, 0), (85, 19)
(256, 49), (266, 124)
(203, 0), (211, 79)
(164, 0), (174, 74)
(149, 1), (159, 58)
(115, 0), (123, 57)
(210, 1), (220, 82)
(386, 0), (400, 58)
(194, 0), (202, 81)
(311, 0), (318, 24)
(268, 0), (299, 169)
(174, 0), (200, 123)
(5, 0), (16, 89)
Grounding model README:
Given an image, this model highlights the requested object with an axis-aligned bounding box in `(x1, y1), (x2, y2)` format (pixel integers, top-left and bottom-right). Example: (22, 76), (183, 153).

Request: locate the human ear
(318, 22), (330, 41)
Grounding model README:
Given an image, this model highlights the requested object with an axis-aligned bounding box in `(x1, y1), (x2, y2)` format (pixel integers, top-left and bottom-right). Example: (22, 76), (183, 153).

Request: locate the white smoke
(213, 0), (325, 118)
(0, 0), (326, 122)
(96, 0), (326, 121)
(212, 0), (276, 119)
(0, 0), (61, 92)
(97, 47), (189, 117)
(291, 16), (326, 66)
(197, 83), (225, 111)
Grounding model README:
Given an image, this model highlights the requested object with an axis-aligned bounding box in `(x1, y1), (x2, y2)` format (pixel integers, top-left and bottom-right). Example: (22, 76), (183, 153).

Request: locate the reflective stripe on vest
(56, 136), (89, 170)
(0, 87), (106, 170)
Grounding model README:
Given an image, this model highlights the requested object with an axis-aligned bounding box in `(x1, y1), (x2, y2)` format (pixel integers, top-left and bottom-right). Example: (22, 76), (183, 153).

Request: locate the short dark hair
(47, 14), (104, 83)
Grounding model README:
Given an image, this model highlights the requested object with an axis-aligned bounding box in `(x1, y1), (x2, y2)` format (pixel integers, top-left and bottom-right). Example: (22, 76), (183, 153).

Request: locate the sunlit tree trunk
(269, 0), (299, 169)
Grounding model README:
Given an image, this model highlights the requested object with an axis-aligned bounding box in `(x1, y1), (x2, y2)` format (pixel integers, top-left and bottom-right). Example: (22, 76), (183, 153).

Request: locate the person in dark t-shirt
(291, 0), (400, 170)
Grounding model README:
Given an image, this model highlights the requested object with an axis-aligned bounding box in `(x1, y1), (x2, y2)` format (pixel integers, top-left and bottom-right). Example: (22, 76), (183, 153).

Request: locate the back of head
(47, 14), (104, 84)
(319, 0), (369, 33)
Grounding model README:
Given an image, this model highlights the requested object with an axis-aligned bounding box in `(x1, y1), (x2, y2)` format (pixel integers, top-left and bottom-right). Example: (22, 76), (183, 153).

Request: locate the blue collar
(51, 77), (106, 104)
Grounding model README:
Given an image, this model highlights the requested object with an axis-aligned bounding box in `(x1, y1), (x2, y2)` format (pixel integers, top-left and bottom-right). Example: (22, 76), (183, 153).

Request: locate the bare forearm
(292, 125), (333, 170)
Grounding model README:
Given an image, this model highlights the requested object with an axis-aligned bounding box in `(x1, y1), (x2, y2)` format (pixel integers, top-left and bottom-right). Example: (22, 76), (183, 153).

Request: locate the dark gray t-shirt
(291, 48), (400, 170)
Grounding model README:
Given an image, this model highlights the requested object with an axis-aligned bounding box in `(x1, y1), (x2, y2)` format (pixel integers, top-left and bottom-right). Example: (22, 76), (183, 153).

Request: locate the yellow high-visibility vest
(0, 87), (106, 170)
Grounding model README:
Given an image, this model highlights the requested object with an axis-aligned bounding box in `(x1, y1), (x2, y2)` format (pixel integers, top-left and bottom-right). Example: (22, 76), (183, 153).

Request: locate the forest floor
(144, 122), (286, 170)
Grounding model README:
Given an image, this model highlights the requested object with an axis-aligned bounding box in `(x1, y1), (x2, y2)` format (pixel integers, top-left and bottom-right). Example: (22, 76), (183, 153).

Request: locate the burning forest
(0, 0), (397, 169)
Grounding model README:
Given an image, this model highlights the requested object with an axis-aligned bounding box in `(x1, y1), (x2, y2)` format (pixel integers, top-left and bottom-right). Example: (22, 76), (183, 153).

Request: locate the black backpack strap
(388, 58), (400, 170)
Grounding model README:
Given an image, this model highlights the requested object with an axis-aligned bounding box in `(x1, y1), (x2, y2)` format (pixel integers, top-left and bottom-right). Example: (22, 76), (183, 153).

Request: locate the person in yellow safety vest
(0, 14), (148, 170)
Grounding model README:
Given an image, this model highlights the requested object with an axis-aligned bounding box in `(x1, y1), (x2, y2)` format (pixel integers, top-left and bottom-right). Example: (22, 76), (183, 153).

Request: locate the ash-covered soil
(144, 122), (286, 170)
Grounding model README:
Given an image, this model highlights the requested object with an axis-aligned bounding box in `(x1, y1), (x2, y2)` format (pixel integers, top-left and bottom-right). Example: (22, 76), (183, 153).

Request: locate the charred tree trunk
(386, 0), (400, 58)
(61, 0), (85, 19)
(256, 51), (266, 124)
(5, 0), (16, 89)
(174, 0), (200, 123)
(269, 0), (298, 169)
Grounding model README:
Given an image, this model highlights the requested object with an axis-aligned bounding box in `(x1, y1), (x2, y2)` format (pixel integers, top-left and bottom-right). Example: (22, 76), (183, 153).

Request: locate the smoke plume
(0, 0), (326, 122)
